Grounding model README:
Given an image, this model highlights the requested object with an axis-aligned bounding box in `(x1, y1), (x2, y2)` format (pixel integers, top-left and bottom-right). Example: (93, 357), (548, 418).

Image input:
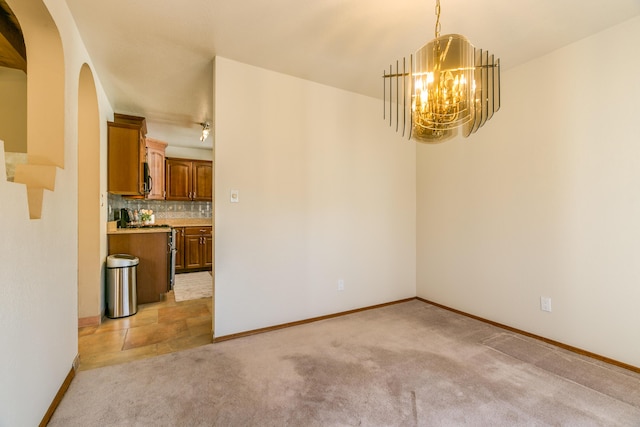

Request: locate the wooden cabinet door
(192, 160), (212, 201)
(203, 234), (213, 268)
(184, 234), (203, 269)
(179, 226), (212, 271)
(145, 138), (167, 200)
(165, 158), (192, 200)
(108, 122), (142, 195)
(165, 158), (212, 201)
(174, 227), (185, 271)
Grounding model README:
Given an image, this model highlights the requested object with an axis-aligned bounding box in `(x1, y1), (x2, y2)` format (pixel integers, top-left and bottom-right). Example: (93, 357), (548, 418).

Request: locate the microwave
(143, 162), (152, 194)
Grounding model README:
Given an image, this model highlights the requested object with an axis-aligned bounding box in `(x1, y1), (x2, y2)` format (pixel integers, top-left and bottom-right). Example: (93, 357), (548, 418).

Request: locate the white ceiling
(65, 0), (640, 148)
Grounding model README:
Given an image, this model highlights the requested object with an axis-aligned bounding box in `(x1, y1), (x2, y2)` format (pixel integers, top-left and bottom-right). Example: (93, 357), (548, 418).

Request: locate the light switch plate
(540, 296), (552, 312)
(230, 190), (239, 203)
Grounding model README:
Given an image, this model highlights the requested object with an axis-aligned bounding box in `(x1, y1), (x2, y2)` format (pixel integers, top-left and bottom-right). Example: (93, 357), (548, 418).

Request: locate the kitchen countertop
(106, 219), (213, 234)
(157, 218), (212, 227)
(107, 223), (171, 235)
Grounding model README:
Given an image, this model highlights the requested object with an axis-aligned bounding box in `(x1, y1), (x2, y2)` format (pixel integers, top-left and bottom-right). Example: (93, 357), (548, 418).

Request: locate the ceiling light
(383, 0), (500, 143)
(200, 122), (211, 141)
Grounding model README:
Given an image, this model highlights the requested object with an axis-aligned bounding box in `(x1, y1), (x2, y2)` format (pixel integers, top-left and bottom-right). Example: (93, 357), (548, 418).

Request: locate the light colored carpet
(173, 271), (212, 302)
(50, 300), (640, 426)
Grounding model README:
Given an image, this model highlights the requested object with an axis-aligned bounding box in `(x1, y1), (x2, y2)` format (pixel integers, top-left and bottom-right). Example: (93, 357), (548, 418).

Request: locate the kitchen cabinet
(108, 229), (171, 304)
(176, 226), (212, 273)
(192, 161), (213, 200)
(174, 227), (185, 271)
(108, 114), (146, 195)
(165, 158), (212, 201)
(145, 137), (167, 200)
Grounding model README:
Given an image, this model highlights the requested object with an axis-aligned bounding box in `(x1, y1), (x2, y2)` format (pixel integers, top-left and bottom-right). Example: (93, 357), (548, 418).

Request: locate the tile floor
(78, 291), (212, 371)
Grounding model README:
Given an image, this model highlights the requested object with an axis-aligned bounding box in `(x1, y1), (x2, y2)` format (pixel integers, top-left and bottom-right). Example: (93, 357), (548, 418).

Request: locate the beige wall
(0, 67), (27, 153)
(416, 16), (640, 367)
(165, 145), (213, 160)
(0, 0), (112, 425)
(214, 57), (416, 336)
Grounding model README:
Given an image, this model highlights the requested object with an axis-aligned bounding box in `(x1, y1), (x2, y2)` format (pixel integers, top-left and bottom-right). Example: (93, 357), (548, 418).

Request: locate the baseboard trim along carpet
(416, 297), (640, 374)
(216, 296), (638, 374)
(39, 365), (75, 427)
(213, 297), (416, 343)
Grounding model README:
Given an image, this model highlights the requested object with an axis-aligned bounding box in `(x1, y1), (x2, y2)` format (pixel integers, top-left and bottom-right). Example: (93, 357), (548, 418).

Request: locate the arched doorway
(78, 63), (102, 326)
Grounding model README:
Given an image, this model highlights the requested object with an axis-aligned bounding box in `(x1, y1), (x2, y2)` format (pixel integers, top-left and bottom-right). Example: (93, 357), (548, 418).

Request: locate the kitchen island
(107, 224), (172, 304)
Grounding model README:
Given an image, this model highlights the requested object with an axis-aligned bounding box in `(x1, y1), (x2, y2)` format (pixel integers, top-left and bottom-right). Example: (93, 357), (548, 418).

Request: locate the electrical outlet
(540, 296), (552, 312)
(338, 279), (344, 291)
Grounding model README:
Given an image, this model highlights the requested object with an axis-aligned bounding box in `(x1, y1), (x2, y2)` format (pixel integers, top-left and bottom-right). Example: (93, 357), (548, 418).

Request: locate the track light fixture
(199, 122), (211, 141)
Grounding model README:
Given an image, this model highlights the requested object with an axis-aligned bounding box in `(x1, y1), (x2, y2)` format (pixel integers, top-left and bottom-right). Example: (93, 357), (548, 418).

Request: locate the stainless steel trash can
(106, 254), (139, 318)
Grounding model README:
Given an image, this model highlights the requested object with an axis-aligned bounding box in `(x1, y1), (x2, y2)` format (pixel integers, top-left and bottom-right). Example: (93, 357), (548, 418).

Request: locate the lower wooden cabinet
(108, 230), (171, 304)
(174, 227), (185, 271)
(175, 226), (212, 273)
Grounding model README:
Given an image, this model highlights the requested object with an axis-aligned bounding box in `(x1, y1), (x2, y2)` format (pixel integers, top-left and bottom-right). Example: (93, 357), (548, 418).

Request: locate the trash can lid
(107, 254), (139, 268)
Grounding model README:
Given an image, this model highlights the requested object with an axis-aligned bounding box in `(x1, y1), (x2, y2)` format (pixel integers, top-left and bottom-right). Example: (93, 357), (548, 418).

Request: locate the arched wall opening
(5, 0), (65, 219)
(78, 63), (102, 324)
(0, 66), (27, 180)
(0, 0), (27, 180)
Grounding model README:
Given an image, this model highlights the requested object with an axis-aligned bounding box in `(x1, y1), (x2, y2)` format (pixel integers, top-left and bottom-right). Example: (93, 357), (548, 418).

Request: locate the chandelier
(383, 0), (500, 143)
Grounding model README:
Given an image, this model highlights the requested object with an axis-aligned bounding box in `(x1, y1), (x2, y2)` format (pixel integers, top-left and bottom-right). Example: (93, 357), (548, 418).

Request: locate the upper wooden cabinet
(145, 138), (167, 200)
(107, 114), (146, 195)
(165, 158), (191, 201)
(192, 160), (213, 201)
(165, 158), (212, 201)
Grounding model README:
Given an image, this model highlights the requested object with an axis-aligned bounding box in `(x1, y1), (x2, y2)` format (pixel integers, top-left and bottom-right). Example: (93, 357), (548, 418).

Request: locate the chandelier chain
(434, 0), (441, 39)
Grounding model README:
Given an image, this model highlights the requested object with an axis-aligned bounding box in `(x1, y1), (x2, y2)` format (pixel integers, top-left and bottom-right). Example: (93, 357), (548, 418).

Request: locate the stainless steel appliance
(118, 208), (131, 228)
(169, 227), (177, 288)
(143, 162), (152, 195)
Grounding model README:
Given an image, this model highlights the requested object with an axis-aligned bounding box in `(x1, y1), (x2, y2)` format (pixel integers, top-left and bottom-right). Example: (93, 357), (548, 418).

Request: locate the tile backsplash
(108, 194), (212, 221)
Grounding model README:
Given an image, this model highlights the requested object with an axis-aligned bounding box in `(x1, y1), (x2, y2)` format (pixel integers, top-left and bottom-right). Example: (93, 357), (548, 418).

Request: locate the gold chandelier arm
(435, 0), (441, 39)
